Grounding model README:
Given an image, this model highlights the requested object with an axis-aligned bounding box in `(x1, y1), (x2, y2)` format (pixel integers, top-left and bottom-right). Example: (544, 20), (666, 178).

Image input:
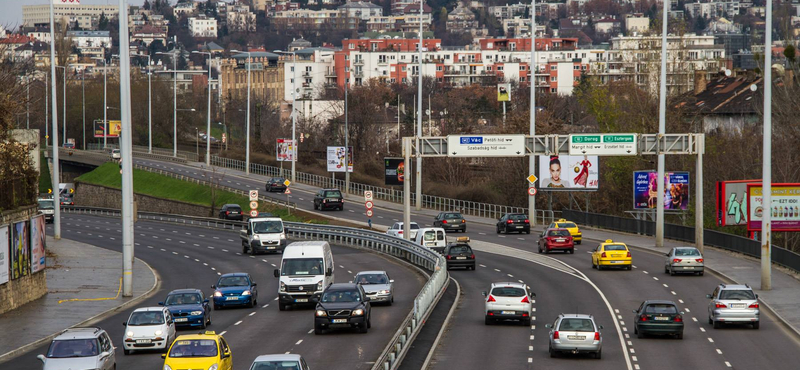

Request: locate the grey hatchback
(546, 314), (603, 359)
(664, 247), (704, 275)
(38, 327), (116, 370)
(707, 283), (760, 329)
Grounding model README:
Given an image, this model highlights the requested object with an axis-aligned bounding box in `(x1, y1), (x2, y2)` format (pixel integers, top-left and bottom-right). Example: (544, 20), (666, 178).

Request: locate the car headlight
(317, 281), (323, 291)
(280, 281), (286, 292)
(380, 290), (391, 295)
(164, 365), (172, 370)
(126, 331), (134, 337)
(154, 330), (163, 336)
(352, 309), (364, 316)
(253, 234), (260, 240)
(190, 311), (203, 316)
(214, 291), (222, 297)
(208, 364), (218, 370)
(316, 310), (327, 317)
(242, 290), (251, 296)
(280, 233), (286, 239)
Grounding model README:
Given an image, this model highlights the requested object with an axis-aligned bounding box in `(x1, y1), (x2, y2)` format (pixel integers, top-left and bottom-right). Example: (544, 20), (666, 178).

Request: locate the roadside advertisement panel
(747, 184), (800, 232)
(0, 225), (8, 285)
(276, 138), (296, 162)
(633, 171), (690, 210)
(538, 155), (599, 190)
(715, 180), (758, 226)
(93, 120), (121, 138)
(384, 158), (404, 186)
(10, 221), (30, 280)
(30, 215), (46, 274)
(326, 146), (353, 172)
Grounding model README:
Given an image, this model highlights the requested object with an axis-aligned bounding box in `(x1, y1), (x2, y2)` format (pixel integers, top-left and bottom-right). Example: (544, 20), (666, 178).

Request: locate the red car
(538, 228), (574, 254)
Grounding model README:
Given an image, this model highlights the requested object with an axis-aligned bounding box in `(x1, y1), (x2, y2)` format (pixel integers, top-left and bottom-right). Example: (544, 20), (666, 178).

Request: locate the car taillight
(640, 315), (647, 321)
(748, 302), (759, 308)
(524, 219), (530, 223)
(398, 230), (403, 234)
(507, 220), (513, 224)
(715, 302), (727, 308)
(521, 296), (530, 303)
(627, 252), (631, 257)
(487, 295), (496, 302)
(442, 220), (447, 224)
(470, 254), (475, 259)
(601, 252), (607, 258)
(446, 255), (451, 260)
(672, 258), (682, 263)
(226, 211), (230, 215)
(553, 331), (559, 339)
(594, 332), (600, 341)
(697, 258), (704, 263)
(547, 237), (555, 242)
(461, 219), (465, 223)
(674, 315), (683, 322)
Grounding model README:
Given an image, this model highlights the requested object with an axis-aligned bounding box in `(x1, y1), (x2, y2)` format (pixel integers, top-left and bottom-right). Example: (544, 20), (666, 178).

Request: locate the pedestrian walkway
(0, 236), (157, 362)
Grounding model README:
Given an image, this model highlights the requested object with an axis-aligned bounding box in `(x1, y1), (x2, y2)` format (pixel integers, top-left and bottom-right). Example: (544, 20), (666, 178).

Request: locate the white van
(414, 227), (447, 253)
(273, 241), (334, 311)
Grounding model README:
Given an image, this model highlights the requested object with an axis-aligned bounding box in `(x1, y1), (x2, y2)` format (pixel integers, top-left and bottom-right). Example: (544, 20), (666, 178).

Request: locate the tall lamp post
(275, 50), (298, 182)
(132, 53), (153, 153)
(415, 0), (423, 213)
(55, 65), (68, 146)
(192, 50), (213, 166)
(230, 50), (252, 174)
(156, 50), (180, 157)
(528, 1), (537, 225)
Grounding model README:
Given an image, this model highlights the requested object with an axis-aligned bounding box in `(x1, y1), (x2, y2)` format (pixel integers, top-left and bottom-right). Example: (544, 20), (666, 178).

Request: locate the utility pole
(397, 94), (400, 140)
(118, 0), (135, 297)
(103, 59), (107, 149)
(415, 0), (423, 211)
(82, 70), (85, 150)
(656, 0), (670, 248)
(761, 0), (774, 290)
(26, 78), (30, 129)
(48, 1), (61, 239)
(230, 50), (253, 174)
(344, 85), (350, 195)
(528, 2), (537, 225)
(192, 50), (213, 166)
(45, 72), (48, 141)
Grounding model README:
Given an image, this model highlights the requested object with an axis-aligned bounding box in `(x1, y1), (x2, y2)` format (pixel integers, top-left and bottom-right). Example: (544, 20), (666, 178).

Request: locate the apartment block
(189, 16), (218, 38)
(22, 4), (119, 29)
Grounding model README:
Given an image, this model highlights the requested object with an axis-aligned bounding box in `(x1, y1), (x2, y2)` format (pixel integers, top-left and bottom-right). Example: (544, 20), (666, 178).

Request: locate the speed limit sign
(527, 187), (537, 196)
(366, 209), (374, 217)
(365, 201), (374, 209)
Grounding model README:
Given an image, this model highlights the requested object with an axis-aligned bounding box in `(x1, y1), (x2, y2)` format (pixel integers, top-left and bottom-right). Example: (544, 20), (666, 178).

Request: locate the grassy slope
(76, 163), (323, 223)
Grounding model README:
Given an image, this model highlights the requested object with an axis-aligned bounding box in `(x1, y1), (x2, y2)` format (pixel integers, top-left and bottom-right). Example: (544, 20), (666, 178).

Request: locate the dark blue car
(159, 289), (211, 328)
(212, 273), (258, 309)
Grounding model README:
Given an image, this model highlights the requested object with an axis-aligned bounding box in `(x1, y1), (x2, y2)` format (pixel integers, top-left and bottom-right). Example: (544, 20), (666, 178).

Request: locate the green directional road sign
(569, 134), (638, 156)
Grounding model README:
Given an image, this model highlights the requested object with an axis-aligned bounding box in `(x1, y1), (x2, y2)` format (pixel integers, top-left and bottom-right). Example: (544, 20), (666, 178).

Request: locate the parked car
(249, 354), (310, 370)
(633, 300), (684, 338)
(38, 327), (116, 370)
(538, 228), (574, 254)
(158, 289), (212, 328)
(433, 212), (467, 232)
(313, 188), (344, 211)
(386, 222), (420, 239)
(212, 273), (258, 309)
(443, 237), (476, 270)
(482, 282), (534, 325)
(665, 247), (704, 275)
(497, 213), (530, 234)
(266, 177), (288, 192)
(314, 283), (371, 334)
(706, 284), (760, 329)
(121, 307), (176, 355)
(353, 271), (394, 305)
(218, 204), (243, 221)
(546, 314), (603, 359)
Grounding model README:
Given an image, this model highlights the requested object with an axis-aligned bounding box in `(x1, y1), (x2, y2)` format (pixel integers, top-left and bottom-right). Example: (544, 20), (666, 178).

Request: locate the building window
(552, 76), (557, 82)
(497, 66), (504, 71)
(551, 88), (557, 93)
(306, 66), (312, 72)
(551, 65), (557, 70)
(305, 78), (312, 84)
(520, 65), (526, 70)
(574, 65), (580, 70)
(436, 66), (442, 71)
(290, 66), (294, 72)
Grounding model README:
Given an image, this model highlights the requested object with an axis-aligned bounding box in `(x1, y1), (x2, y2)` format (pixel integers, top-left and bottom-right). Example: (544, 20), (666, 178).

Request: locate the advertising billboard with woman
(538, 155), (599, 190)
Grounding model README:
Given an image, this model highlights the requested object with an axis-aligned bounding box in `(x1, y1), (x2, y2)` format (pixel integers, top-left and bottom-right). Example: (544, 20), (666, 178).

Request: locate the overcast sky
(2, 0), (148, 31)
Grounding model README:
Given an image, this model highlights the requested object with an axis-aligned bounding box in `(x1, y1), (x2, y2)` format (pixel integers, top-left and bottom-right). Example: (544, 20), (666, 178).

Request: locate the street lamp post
(132, 54), (153, 153)
(156, 50), (179, 157)
(230, 50), (252, 174)
(55, 65), (68, 146)
(415, 0), (423, 213)
(192, 51), (213, 166)
(529, 0), (537, 225)
(82, 69), (85, 150)
(275, 50), (298, 182)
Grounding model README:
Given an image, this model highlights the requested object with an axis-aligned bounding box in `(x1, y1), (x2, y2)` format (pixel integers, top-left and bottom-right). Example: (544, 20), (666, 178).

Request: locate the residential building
(252, 0), (271, 13)
(705, 18), (742, 34)
(272, 9), (359, 31)
(189, 16), (218, 38)
(25, 28), (52, 43)
(338, 1), (384, 20)
(625, 14), (649, 34)
(131, 25), (168, 47)
(367, 13), (432, 33)
(502, 17), (532, 37)
(226, 5), (257, 32)
(488, 3), (529, 21)
(22, 4), (119, 29)
(391, 0), (417, 15)
(173, 2), (197, 18)
(67, 30), (112, 59)
(593, 18), (621, 34)
(684, 1), (740, 19)
(447, 3), (489, 36)
(282, 48), (338, 101)
(220, 51), (285, 103)
(672, 73), (761, 133)
(289, 38), (313, 51)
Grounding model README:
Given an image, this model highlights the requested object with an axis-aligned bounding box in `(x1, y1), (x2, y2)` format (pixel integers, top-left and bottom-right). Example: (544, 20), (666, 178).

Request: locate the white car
(386, 222), (420, 239)
(249, 353), (310, 370)
(482, 282), (534, 326)
(121, 307), (176, 354)
(111, 149), (121, 160)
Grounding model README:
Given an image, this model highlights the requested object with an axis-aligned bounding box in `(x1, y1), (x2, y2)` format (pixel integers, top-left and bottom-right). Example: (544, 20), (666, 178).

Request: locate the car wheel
(200, 319), (207, 329)
(669, 268), (675, 276)
(242, 244), (248, 254)
(526, 230), (530, 234)
(637, 329), (644, 339)
(753, 321), (760, 329)
(549, 346), (558, 358)
(279, 303), (287, 311)
(249, 298), (255, 308)
(699, 271), (704, 276)
(708, 316), (713, 324)
(594, 349), (602, 359)
(123, 349), (131, 355)
(591, 259), (595, 268)
(577, 240), (581, 245)
(665, 265), (669, 273)
(713, 320), (721, 329)
(496, 226), (500, 234)
(597, 264), (603, 271)
(314, 325), (324, 335)
(484, 317), (493, 325)
(359, 324), (369, 333)
(214, 304), (220, 310)
(367, 316), (372, 328)
(250, 245), (257, 256)
(626, 265), (632, 270)
(676, 332), (683, 339)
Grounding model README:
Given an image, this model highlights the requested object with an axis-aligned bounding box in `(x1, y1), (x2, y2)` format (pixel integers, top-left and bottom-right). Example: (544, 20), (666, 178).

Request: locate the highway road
(59, 155), (800, 369)
(4, 213), (425, 370)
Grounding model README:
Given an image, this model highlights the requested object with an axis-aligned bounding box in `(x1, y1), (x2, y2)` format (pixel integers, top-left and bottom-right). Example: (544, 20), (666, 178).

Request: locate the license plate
(174, 318), (188, 322)
(267, 246), (276, 249)
(295, 298), (308, 303)
(654, 316), (670, 321)
(683, 266), (693, 269)
(456, 256), (467, 260)
(135, 339), (151, 344)
(226, 296), (239, 300)
(567, 335), (586, 340)
(501, 311), (515, 315)
(730, 303), (746, 309)
(332, 319), (347, 323)
(556, 238), (565, 242)
(516, 226), (523, 229)
(610, 260), (622, 263)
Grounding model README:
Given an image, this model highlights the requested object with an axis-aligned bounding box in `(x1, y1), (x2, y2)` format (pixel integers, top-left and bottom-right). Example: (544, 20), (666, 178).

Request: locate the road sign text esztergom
(569, 134), (637, 156)
(447, 135), (526, 157)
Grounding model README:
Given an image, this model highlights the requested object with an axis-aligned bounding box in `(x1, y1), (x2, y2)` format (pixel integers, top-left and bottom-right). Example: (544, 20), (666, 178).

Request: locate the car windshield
(165, 293), (202, 305)
(128, 311), (165, 326)
(548, 230), (570, 237)
(226, 206), (241, 212)
(324, 190), (342, 198)
(509, 214), (527, 220)
(271, 178), (285, 183)
(604, 244), (627, 251)
(559, 318), (595, 332)
(38, 200), (54, 209)
(720, 290), (756, 300)
(253, 221), (283, 233)
(168, 339), (218, 358)
(356, 273), (389, 284)
(398, 223), (420, 230)
(251, 361), (301, 370)
(491, 287), (526, 297)
(321, 289), (361, 303)
(281, 258), (324, 276)
(217, 276), (250, 287)
(645, 304), (678, 314)
(444, 213), (462, 219)
(561, 222), (577, 228)
(448, 246), (472, 254)
(423, 231), (436, 241)
(46, 339), (99, 358)
(675, 248), (701, 256)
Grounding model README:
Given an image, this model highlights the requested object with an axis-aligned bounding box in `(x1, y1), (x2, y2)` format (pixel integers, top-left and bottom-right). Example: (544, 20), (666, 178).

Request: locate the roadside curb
(421, 276), (461, 370)
(0, 254), (161, 364)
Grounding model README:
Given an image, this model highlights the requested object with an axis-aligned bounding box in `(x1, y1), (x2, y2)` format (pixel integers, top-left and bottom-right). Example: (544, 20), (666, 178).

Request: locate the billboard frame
(746, 183), (800, 232)
(632, 170), (691, 211)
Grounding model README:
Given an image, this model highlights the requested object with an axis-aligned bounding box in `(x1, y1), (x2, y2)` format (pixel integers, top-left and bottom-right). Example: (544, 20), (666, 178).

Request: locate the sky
(1, 0), (148, 31)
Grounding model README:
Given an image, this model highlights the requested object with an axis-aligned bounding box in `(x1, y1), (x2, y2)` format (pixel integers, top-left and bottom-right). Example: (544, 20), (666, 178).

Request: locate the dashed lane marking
(295, 340), (303, 345)
(234, 321), (242, 326)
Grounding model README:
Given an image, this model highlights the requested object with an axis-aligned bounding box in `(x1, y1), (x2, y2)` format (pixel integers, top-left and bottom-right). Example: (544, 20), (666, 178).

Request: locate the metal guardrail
(60, 206), (448, 370)
(87, 143), (192, 163)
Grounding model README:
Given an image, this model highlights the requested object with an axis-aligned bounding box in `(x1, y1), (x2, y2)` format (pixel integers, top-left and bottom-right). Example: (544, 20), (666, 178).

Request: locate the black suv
(497, 213), (530, 234)
(443, 238), (476, 270)
(218, 204), (243, 220)
(313, 189), (344, 211)
(433, 212), (467, 233)
(314, 283), (371, 334)
(266, 177), (288, 192)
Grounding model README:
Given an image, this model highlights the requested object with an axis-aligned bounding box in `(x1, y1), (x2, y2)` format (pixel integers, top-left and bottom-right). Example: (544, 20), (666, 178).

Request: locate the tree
(98, 12), (109, 31)
(143, 0), (151, 10)
(784, 44), (797, 66)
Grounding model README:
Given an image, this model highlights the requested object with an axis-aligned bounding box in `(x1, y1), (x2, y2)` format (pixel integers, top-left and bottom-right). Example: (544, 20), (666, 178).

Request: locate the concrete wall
(0, 205), (47, 315)
(74, 182), (215, 218)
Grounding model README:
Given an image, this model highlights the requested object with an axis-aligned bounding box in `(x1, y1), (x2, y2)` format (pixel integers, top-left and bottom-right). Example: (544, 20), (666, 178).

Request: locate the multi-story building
(488, 3), (529, 21)
(220, 52), (285, 103)
(593, 18), (621, 34)
(391, 0), (416, 15)
(272, 9), (359, 31)
(447, 3), (488, 36)
(226, 5), (257, 32)
(338, 1), (384, 20)
(189, 16), (218, 38)
(625, 14), (649, 34)
(684, 1), (741, 19)
(22, 4), (119, 29)
(173, 2), (197, 18)
(67, 30), (112, 59)
(282, 48), (338, 101)
(502, 17), (532, 37)
(367, 13), (432, 33)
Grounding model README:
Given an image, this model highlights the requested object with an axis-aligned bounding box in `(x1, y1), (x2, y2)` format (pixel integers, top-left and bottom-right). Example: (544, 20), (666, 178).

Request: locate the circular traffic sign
(249, 201), (258, 209)
(366, 210), (374, 217)
(528, 187), (537, 196)
(365, 201), (374, 209)
(249, 210), (258, 217)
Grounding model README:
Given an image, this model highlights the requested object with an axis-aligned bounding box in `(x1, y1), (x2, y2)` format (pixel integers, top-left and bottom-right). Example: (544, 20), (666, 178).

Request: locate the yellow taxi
(161, 331), (232, 370)
(549, 219), (582, 244)
(591, 240), (632, 270)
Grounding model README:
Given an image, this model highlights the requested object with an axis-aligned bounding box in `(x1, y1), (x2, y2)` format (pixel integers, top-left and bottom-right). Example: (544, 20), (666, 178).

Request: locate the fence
(60, 206), (448, 370)
(0, 175), (37, 211)
(562, 210), (800, 274)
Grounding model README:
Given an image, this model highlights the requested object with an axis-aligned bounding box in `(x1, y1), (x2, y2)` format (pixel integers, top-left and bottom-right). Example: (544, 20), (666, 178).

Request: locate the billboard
(10, 221), (29, 280)
(633, 171), (690, 210)
(326, 146), (353, 173)
(538, 155), (599, 190)
(715, 180), (758, 227)
(30, 215), (46, 274)
(384, 158), (404, 186)
(0, 225), (8, 285)
(747, 184), (800, 232)
(497, 83), (511, 102)
(93, 120), (121, 138)
(276, 138), (296, 162)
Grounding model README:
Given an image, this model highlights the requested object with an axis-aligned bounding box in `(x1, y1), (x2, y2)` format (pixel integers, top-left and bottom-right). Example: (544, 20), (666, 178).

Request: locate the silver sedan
(664, 247), (704, 276)
(546, 314), (603, 359)
(353, 271), (394, 305)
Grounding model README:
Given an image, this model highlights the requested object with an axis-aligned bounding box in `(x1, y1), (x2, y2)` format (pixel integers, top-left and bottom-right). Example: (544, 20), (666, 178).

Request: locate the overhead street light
(192, 50), (213, 166)
(274, 50), (298, 183)
(230, 49), (252, 174)
(156, 50), (181, 157)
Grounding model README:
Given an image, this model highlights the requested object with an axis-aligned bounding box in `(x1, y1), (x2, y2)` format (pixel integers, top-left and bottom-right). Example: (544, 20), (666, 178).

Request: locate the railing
(60, 206), (448, 370)
(87, 143), (196, 162)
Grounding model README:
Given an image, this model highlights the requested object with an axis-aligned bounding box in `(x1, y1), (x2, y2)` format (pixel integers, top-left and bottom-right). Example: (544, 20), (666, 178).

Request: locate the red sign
(528, 187), (537, 196)
(365, 201), (374, 209)
(366, 210), (374, 217)
(285, 188), (292, 195)
(249, 210), (258, 217)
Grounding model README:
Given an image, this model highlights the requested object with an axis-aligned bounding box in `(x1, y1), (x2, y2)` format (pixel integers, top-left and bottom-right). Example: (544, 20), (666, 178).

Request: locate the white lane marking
(479, 264), (487, 268)
(631, 356), (637, 362)
(348, 270), (352, 274)
(615, 309), (620, 314)
(109, 237), (115, 240)
(632, 265), (637, 269)
(716, 349), (723, 355)
(507, 274), (514, 278)
(725, 362), (732, 367)
(529, 335), (534, 340)
(620, 321), (625, 326)
(184, 255), (190, 259)
(236, 253), (241, 256)
(528, 346), (533, 351)
(625, 334), (630, 339)
(193, 243), (200, 246)
(185, 232), (191, 235)
(211, 267), (216, 271)
(203, 263), (208, 266)
(339, 265), (345, 268)
(498, 235), (506, 238)
(685, 308), (690, 312)
(165, 238), (172, 241)
(671, 291), (677, 295)
(518, 280), (524, 283)
(295, 339), (303, 345)
(213, 237), (219, 239)
(234, 321), (242, 326)
(308, 329), (314, 334)
(299, 198), (304, 201)
(627, 341), (632, 346)
(634, 365), (640, 370)
(271, 263), (276, 267)
(708, 337), (714, 343)
(147, 246), (153, 249)
(528, 358), (532, 363)
(222, 249), (229, 252)
(172, 252), (178, 255)
(479, 232), (486, 235)
(262, 259), (268, 262)
(219, 331), (227, 336)
(378, 216), (384, 219)
(494, 268), (501, 272)
(227, 239), (234, 242)
(630, 348), (635, 354)
(134, 243), (140, 246)
(348, 210), (354, 213)
(179, 241), (186, 244)
(679, 299), (684, 304)
(653, 277), (659, 281)
(692, 317), (698, 322)
(195, 259), (200, 262)
(160, 248), (166, 252)
(517, 238), (525, 241)
(208, 247), (214, 249)
(263, 304), (269, 308)
(199, 235), (205, 237)
(249, 312), (256, 317)
(217, 272), (221, 275)
(663, 284), (669, 288)
(643, 271), (649, 274)
(700, 327), (706, 332)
